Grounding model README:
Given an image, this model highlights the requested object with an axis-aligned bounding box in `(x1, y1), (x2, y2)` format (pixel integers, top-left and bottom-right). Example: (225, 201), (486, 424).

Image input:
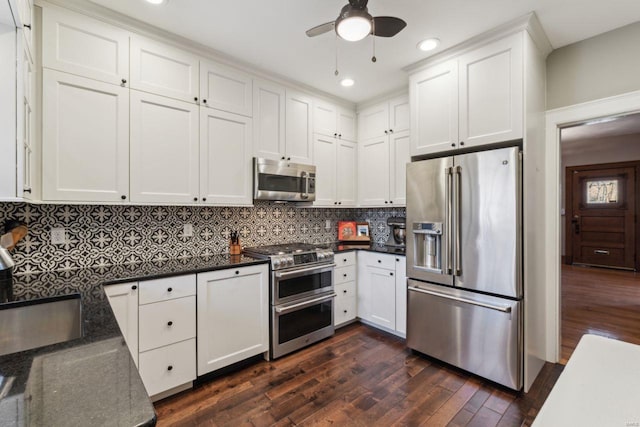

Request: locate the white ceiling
(86, 0), (640, 104)
(562, 113), (640, 143)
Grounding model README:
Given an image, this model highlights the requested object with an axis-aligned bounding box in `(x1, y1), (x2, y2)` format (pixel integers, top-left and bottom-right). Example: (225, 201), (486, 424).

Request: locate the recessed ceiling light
(145, 0), (166, 5)
(341, 78), (355, 87)
(417, 38), (440, 52)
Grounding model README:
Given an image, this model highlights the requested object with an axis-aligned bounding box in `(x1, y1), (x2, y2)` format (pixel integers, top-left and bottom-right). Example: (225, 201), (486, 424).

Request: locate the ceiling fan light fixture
(417, 38), (440, 52)
(336, 5), (372, 42)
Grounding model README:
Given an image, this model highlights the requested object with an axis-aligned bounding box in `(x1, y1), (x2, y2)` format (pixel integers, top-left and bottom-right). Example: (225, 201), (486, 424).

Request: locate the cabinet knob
(202, 198), (207, 202)
(203, 99), (207, 104)
(338, 201), (342, 205)
(193, 197), (198, 202)
(451, 143), (456, 147)
(390, 201), (393, 204)
(167, 321), (173, 326)
(121, 78), (127, 87)
(343, 273), (347, 277)
(281, 156), (285, 160)
(167, 287), (173, 292)
(23, 187), (32, 193)
(344, 310), (348, 313)
(167, 365), (173, 371)
(385, 130), (388, 134)
(235, 270), (240, 275)
(194, 97), (198, 102)
(121, 195), (126, 200)
(338, 134), (342, 138)
(396, 258), (399, 262)
(385, 201), (388, 204)
(334, 202), (337, 205)
(378, 260), (381, 263)
(334, 133), (337, 137)
(131, 285), (137, 290)
(389, 129), (393, 133)
(343, 258), (347, 262)
(460, 141), (465, 146)
(287, 157), (291, 161)
(23, 24), (31, 29)
(390, 272), (394, 276)
(343, 289), (347, 294)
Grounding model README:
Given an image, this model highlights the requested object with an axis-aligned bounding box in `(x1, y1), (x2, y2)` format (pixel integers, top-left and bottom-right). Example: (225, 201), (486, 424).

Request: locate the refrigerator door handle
(454, 166), (462, 276)
(445, 167), (453, 275)
(408, 285), (512, 313)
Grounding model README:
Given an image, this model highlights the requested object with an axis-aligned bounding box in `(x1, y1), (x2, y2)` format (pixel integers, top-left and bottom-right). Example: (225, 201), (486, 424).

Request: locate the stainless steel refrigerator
(406, 146), (522, 390)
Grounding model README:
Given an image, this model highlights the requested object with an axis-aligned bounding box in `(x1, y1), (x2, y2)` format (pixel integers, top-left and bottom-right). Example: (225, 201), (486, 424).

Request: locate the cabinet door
(313, 101), (337, 137)
(104, 282), (139, 367)
(389, 95), (410, 134)
(253, 79), (285, 160)
(312, 134), (336, 207)
(18, 33), (35, 199)
(200, 108), (253, 205)
(16, 0), (33, 53)
(285, 90), (313, 164)
(336, 140), (357, 207)
(358, 136), (390, 206)
(458, 32), (523, 147)
(130, 36), (199, 103)
(42, 69), (129, 202)
(390, 130), (410, 206)
(369, 266), (396, 330)
(409, 60), (458, 156)
(130, 91), (199, 204)
(197, 265), (269, 375)
(337, 107), (357, 142)
(200, 60), (252, 117)
(358, 102), (388, 141)
(356, 252), (372, 320)
(394, 256), (407, 336)
(42, 7), (129, 86)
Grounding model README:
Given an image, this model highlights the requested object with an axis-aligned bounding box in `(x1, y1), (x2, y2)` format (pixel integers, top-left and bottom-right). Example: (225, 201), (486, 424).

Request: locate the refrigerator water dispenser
(412, 222), (443, 273)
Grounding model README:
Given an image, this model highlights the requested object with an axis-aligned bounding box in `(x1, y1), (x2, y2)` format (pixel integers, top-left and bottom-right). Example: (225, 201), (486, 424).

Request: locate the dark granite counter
(324, 242), (406, 256)
(0, 254), (268, 427)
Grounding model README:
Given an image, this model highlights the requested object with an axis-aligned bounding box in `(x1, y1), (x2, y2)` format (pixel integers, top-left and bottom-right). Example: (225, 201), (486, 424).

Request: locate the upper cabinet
(409, 32), (523, 156)
(42, 7), (129, 87)
(312, 134), (357, 207)
(313, 101), (357, 142)
(130, 36), (199, 104)
(358, 96), (410, 142)
(200, 60), (252, 116)
(284, 90), (313, 164)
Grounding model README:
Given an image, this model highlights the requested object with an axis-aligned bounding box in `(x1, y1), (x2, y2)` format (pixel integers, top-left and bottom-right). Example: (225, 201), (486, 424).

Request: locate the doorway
(559, 113), (640, 363)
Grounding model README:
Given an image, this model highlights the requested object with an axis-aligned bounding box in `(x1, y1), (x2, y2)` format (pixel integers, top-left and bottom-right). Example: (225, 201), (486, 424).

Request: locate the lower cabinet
(138, 338), (196, 397)
(196, 264), (269, 375)
(356, 252), (407, 337)
(104, 282), (139, 367)
(334, 251), (357, 327)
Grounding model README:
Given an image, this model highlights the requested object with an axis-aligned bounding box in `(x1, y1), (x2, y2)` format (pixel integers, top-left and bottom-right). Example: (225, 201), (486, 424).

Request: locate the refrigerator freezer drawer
(407, 280), (522, 390)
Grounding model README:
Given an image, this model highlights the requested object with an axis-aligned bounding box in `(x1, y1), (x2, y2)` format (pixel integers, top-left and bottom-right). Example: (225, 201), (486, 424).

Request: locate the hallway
(561, 264), (640, 363)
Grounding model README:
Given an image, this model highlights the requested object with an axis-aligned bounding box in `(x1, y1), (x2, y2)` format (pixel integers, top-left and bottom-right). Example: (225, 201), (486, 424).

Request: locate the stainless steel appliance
(243, 243), (335, 359)
(254, 158), (316, 202)
(0, 247), (15, 303)
(385, 217), (406, 247)
(406, 146), (523, 390)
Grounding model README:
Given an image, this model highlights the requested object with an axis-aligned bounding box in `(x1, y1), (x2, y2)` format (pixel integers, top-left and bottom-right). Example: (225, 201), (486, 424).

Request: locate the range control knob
(317, 252), (325, 261)
(272, 258), (281, 269)
(286, 256), (294, 266)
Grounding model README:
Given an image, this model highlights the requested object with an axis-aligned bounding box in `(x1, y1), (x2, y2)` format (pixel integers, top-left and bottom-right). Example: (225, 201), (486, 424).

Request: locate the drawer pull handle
(235, 271), (240, 275)
(167, 287), (173, 292)
(167, 321), (173, 326)
(131, 285), (137, 290)
(343, 289), (347, 294)
(343, 258), (347, 262)
(167, 365), (173, 371)
(594, 250), (610, 255)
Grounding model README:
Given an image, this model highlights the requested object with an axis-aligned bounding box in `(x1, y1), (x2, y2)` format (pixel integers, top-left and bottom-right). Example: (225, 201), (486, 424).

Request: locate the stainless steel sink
(0, 294), (83, 356)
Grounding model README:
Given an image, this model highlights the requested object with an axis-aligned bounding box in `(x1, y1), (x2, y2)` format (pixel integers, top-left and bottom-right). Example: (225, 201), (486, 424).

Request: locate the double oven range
(243, 243), (336, 359)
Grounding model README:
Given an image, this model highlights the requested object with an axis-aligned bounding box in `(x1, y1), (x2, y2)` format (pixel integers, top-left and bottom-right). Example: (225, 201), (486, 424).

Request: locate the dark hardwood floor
(155, 324), (563, 426)
(561, 264), (640, 363)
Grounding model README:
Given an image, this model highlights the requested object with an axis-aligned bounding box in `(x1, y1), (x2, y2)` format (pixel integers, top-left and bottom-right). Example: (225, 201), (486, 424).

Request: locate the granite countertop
(0, 254), (268, 427)
(326, 242), (406, 256)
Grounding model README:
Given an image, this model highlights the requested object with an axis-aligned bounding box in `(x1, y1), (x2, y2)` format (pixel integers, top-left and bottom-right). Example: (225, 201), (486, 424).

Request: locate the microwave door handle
(300, 171), (309, 199)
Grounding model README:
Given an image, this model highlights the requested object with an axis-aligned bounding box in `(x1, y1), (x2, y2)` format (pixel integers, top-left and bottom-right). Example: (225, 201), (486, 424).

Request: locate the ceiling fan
(306, 0), (407, 42)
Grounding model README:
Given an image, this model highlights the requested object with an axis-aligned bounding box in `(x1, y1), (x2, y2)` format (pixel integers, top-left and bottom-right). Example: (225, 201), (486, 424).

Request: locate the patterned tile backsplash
(0, 202), (405, 275)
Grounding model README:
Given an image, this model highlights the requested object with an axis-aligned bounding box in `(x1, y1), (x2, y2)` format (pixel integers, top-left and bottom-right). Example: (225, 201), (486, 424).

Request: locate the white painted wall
(547, 22), (640, 110)
(560, 133), (640, 255)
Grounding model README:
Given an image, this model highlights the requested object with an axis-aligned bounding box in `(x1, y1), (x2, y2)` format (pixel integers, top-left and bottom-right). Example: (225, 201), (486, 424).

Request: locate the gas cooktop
(243, 243), (334, 270)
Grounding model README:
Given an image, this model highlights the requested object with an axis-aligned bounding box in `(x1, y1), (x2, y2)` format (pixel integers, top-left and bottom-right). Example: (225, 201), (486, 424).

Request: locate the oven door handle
(275, 263), (336, 278)
(275, 293), (337, 314)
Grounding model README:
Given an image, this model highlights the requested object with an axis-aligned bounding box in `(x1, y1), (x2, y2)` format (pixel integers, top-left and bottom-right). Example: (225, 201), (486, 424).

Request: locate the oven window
(278, 300), (332, 344)
(258, 174), (302, 193)
(278, 271), (332, 299)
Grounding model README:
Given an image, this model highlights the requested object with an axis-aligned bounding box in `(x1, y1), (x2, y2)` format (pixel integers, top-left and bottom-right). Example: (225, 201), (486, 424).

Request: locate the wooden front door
(566, 164), (636, 270)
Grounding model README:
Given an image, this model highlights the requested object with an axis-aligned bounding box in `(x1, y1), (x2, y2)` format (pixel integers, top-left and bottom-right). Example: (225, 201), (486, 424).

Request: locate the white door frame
(544, 90), (640, 362)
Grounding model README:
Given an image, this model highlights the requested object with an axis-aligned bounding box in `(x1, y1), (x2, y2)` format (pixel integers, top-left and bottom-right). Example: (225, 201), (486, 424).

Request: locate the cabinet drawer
(336, 251), (356, 267)
(335, 265), (356, 285)
(366, 253), (395, 270)
(335, 296), (356, 326)
(139, 338), (196, 397)
(335, 281), (356, 300)
(139, 275), (196, 305)
(139, 296), (196, 352)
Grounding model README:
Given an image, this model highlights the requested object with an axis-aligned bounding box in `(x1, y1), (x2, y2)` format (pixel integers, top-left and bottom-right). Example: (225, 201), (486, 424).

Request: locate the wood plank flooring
(155, 324), (563, 426)
(561, 264), (640, 363)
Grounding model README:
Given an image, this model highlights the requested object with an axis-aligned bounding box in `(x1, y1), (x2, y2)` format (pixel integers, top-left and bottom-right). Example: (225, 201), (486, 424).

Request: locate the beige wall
(547, 22), (640, 110)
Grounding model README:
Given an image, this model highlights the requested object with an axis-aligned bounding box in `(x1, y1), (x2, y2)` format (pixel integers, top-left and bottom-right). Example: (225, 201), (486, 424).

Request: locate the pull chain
(335, 33), (339, 76)
(371, 19), (377, 63)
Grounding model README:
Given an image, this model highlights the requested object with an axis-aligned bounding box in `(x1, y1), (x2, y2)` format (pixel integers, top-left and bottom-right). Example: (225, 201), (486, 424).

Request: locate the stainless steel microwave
(254, 158), (316, 202)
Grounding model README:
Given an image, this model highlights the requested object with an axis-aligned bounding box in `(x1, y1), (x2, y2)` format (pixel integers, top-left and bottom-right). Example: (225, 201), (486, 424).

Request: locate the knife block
(229, 241), (241, 255)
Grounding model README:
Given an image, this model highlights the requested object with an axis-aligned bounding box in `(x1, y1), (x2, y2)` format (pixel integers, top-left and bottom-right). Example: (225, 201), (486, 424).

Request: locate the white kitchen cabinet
(390, 131), (410, 205)
(42, 69), (129, 202)
(357, 252), (406, 337)
(334, 251), (357, 327)
(253, 79), (285, 160)
(139, 296), (196, 352)
(200, 60), (252, 116)
(138, 338), (196, 398)
(130, 90), (199, 204)
(0, 17), (17, 200)
(197, 264), (269, 375)
(104, 282), (139, 367)
(312, 135), (356, 207)
(409, 32), (523, 156)
(18, 29), (35, 200)
(42, 7), (129, 87)
(130, 36), (199, 104)
(284, 90), (313, 164)
(313, 100), (356, 142)
(358, 95), (409, 141)
(15, 0), (33, 54)
(200, 108), (253, 205)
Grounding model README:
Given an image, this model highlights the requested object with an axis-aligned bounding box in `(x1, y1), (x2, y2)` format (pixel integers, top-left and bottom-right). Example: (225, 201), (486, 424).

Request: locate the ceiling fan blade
(306, 21), (336, 37)
(372, 16), (407, 37)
